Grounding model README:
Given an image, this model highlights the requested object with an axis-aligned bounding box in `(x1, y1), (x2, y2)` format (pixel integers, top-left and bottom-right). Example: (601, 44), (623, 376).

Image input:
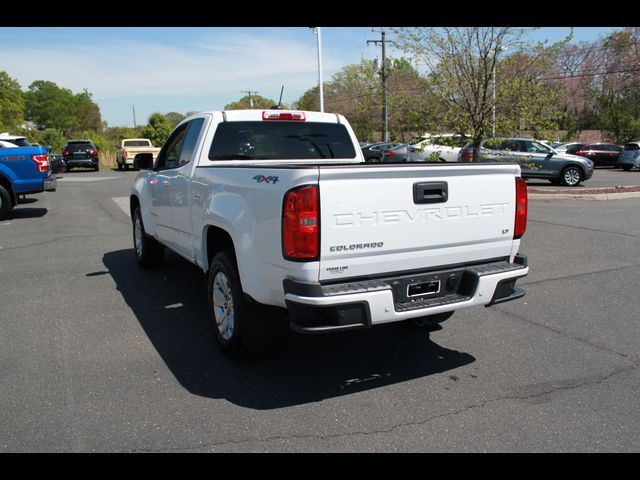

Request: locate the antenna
(278, 85), (285, 108)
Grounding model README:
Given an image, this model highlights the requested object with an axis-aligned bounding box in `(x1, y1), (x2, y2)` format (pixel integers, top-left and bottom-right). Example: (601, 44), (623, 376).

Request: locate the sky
(0, 27), (622, 128)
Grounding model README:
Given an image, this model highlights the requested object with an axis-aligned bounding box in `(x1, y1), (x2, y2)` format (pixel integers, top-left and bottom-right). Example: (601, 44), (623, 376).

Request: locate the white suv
(407, 133), (469, 162)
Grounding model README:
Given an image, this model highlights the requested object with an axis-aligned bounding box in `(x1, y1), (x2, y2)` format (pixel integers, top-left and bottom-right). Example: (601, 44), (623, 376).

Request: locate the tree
(165, 112), (186, 128)
(73, 90), (102, 133)
(140, 113), (173, 147)
(0, 71), (24, 131)
(23, 81), (103, 136)
(225, 94), (281, 110)
(24, 80), (77, 133)
(392, 27), (569, 160)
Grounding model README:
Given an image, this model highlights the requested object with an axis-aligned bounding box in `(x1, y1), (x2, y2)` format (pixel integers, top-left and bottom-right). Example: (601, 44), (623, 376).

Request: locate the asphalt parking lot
(1, 167), (639, 452)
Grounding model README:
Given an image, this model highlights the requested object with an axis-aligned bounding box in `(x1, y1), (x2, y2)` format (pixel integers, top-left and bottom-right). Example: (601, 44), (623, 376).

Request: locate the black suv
(62, 140), (99, 171)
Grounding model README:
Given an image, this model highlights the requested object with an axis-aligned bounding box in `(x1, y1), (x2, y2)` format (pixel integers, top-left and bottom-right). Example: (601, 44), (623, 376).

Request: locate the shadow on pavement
(6, 207), (48, 219)
(102, 249), (475, 410)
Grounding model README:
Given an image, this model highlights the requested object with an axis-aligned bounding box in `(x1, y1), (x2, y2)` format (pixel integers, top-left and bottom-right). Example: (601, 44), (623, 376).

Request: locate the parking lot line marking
(112, 197), (129, 216)
(57, 176), (118, 182)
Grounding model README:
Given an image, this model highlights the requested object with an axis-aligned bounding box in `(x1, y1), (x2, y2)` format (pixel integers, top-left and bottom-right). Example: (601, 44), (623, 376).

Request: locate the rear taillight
(263, 111), (306, 121)
(576, 150), (586, 155)
(383, 150), (396, 156)
(90, 149), (97, 155)
(62, 149), (69, 156)
(31, 154), (49, 173)
(282, 185), (319, 261)
(461, 151), (473, 160)
(514, 177), (528, 239)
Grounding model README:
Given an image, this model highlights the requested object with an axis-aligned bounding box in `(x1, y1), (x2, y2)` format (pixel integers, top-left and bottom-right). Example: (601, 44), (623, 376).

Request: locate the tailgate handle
(413, 182), (448, 204)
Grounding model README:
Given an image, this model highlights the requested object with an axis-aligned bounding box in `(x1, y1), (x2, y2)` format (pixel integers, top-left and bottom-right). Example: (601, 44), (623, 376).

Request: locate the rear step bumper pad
(284, 255), (528, 334)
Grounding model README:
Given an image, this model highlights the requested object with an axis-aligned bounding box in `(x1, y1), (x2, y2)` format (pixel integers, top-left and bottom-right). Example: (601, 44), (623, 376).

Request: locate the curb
(530, 191), (640, 201)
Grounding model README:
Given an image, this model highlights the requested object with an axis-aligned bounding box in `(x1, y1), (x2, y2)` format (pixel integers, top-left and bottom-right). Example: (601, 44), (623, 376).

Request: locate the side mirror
(133, 153), (153, 170)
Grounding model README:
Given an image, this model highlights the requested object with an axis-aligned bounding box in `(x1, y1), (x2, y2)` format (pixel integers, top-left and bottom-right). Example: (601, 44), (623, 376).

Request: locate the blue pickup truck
(0, 139), (57, 219)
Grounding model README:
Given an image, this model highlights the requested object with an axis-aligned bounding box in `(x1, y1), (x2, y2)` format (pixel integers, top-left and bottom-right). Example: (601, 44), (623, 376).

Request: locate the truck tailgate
(318, 164), (520, 282)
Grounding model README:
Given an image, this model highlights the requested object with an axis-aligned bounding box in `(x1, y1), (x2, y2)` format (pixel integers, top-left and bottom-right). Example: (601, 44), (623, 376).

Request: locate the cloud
(0, 30), (346, 101)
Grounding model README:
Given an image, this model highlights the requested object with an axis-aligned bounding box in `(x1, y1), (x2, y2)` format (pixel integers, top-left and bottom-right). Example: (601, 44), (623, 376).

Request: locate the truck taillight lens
(90, 149), (97, 155)
(514, 177), (527, 239)
(62, 149), (69, 156)
(31, 154), (49, 173)
(282, 185), (319, 261)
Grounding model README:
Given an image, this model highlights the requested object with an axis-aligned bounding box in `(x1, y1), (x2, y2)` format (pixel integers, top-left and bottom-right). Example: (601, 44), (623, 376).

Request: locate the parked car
(0, 133), (32, 147)
(617, 142), (640, 171)
(407, 133), (469, 162)
(361, 142), (401, 162)
(116, 138), (161, 171)
(551, 142), (584, 154)
(62, 140), (99, 171)
(458, 137), (594, 187)
(48, 154), (66, 174)
(1, 142), (56, 219)
(381, 143), (410, 162)
(565, 142), (622, 167)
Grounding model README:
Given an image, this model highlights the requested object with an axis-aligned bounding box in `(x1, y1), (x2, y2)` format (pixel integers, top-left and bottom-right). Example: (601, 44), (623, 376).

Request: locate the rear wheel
(621, 165), (632, 171)
(208, 250), (281, 359)
(560, 166), (583, 186)
(0, 184), (12, 220)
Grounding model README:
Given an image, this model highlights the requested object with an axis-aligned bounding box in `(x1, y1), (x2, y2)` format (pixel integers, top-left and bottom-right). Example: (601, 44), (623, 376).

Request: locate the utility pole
(241, 90), (258, 108)
(367, 29), (388, 142)
(132, 105), (137, 129)
(309, 27), (325, 112)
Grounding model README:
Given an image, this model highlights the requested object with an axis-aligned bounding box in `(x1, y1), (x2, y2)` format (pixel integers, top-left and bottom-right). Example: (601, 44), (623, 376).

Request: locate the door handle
(162, 180), (170, 187)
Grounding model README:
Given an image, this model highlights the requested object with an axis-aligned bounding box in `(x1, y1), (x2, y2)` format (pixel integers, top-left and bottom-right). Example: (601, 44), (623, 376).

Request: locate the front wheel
(208, 251), (282, 359)
(132, 206), (164, 268)
(560, 166), (583, 186)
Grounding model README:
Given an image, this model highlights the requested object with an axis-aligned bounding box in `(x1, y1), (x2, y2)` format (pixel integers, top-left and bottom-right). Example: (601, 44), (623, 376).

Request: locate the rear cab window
(624, 143), (640, 151)
(208, 121), (356, 161)
(66, 142), (95, 151)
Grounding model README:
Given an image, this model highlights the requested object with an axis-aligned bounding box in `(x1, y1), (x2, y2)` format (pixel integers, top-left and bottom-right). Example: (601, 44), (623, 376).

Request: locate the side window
(154, 124), (188, 170)
(178, 118), (205, 167)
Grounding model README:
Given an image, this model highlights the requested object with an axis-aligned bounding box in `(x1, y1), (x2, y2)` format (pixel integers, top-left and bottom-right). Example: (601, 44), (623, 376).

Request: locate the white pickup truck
(130, 110), (529, 358)
(117, 138), (161, 171)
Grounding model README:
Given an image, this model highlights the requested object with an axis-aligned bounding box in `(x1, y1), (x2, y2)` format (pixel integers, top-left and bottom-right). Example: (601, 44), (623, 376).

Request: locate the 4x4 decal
(253, 175), (280, 184)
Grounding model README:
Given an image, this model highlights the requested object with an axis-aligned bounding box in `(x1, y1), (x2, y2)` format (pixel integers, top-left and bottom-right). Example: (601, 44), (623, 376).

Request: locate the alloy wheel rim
(565, 169), (580, 185)
(213, 272), (235, 341)
(134, 215), (143, 258)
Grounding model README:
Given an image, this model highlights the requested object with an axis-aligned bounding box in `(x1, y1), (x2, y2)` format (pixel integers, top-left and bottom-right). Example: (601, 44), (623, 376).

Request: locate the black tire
(621, 165), (632, 171)
(132, 206), (164, 268)
(207, 250), (281, 359)
(94, 165), (99, 172)
(117, 162), (123, 171)
(124, 163), (129, 171)
(0, 184), (13, 220)
(366, 156), (381, 163)
(559, 166), (583, 187)
(410, 311), (455, 329)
